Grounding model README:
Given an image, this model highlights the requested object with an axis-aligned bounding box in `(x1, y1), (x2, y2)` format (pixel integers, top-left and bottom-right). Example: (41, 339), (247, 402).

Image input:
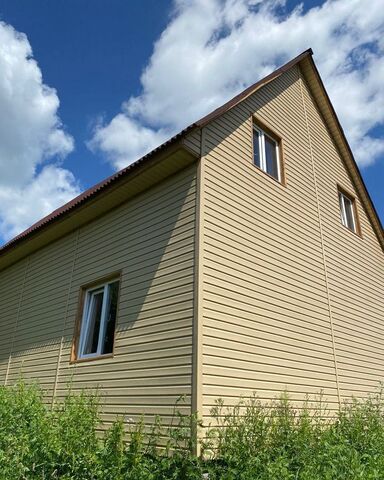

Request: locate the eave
(0, 139), (198, 270)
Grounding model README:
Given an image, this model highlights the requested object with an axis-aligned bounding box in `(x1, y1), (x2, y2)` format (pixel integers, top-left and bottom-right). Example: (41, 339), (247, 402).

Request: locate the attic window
(338, 188), (359, 234)
(252, 121), (282, 182)
(76, 278), (120, 360)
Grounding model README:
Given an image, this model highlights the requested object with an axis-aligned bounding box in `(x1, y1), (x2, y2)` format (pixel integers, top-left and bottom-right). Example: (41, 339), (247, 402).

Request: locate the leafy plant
(1, 380), (384, 479)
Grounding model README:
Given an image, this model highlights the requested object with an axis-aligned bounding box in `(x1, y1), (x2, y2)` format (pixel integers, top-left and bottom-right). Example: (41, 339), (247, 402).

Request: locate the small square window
(252, 123), (281, 181)
(338, 190), (358, 234)
(77, 279), (119, 359)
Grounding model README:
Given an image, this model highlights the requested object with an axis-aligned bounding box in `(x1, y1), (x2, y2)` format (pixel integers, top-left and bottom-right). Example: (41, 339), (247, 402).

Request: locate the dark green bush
(1, 381), (384, 479)
(203, 391), (384, 479)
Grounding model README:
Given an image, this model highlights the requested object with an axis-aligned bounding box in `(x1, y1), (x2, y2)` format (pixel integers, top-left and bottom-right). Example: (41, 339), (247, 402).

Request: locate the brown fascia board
(0, 49), (313, 258)
(0, 129), (197, 257)
(300, 55), (384, 251)
(3, 48), (382, 258)
(195, 48), (313, 127)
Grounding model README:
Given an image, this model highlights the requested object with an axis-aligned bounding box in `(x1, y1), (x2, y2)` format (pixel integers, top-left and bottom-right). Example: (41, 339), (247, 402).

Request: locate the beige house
(1, 49), (384, 430)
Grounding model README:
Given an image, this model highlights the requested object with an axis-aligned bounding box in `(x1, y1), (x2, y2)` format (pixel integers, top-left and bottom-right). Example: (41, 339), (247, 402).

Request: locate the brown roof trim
(3, 47), (382, 256)
(195, 49), (313, 127)
(305, 55), (384, 237)
(0, 126), (196, 255)
(5, 47), (382, 257)
(0, 49), (314, 257)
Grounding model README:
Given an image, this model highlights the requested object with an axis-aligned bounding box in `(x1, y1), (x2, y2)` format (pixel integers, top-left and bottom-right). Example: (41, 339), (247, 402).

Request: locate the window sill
(252, 163), (285, 187)
(340, 223), (363, 239)
(70, 353), (114, 365)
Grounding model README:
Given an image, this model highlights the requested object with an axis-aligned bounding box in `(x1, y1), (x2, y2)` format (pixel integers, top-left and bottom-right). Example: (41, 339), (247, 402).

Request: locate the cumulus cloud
(0, 166), (80, 240)
(0, 21), (79, 241)
(90, 0), (384, 169)
(89, 115), (169, 170)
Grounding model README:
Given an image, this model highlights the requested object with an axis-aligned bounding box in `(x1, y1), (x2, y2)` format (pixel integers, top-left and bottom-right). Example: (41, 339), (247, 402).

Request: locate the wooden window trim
(70, 271), (122, 364)
(251, 116), (286, 186)
(337, 185), (362, 238)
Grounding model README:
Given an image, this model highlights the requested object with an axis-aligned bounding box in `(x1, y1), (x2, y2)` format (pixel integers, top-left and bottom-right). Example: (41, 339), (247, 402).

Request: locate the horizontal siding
(200, 61), (384, 422)
(184, 129), (201, 156)
(0, 259), (28, 383)
(0, 164), (196, 425)
(300, 72), (384, 399)
(5, 233), (76, 394)
(200, 65), (340, 420)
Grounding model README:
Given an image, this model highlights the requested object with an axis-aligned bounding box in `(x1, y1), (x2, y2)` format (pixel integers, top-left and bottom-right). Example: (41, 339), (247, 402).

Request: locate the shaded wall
(0, 164), (197, 428)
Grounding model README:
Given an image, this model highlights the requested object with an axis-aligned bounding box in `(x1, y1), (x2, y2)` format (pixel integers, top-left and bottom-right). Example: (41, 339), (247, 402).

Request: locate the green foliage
(2, 381), (384, 479)
(203, 390), (384, 479)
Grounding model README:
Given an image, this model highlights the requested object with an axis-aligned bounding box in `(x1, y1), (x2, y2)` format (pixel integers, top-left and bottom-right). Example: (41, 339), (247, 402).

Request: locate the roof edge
(303, 55), (384, 247)
(195, 48), (313, 127)
(3, 47), (382, 260)
(0, 49), (313, 257)
(0, 128), (196, 256)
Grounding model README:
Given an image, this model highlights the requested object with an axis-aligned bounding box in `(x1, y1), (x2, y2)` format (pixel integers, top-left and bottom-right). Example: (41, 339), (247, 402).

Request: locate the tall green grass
(1, 381), (384, 479)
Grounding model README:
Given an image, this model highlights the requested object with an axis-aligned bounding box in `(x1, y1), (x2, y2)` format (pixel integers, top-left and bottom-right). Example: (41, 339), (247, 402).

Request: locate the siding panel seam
(192, 127), (205, 452)
(5, 257), (30, 385)
(52, 229), (80, 403)
(298, 68), (341, 406)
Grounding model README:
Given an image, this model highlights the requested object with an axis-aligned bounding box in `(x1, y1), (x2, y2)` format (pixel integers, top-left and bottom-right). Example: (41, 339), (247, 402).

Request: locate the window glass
(102, 281), (119, 354)
(83, 290), (103, 355)
(264, 135), (278, 179)
(338, 192), (345, 221)
(252, 123), (280, 182)
(253, 129), (262, 169)
(339, 191), (356, 233)
(78, 279), (119, 359)
(344, 196), (355, 231)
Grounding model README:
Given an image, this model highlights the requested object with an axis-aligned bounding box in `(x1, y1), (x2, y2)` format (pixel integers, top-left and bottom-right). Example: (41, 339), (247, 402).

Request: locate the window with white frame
(77, 279), (119, 359)
(338, 190), (357, 233)
(253, 124), (281, 181)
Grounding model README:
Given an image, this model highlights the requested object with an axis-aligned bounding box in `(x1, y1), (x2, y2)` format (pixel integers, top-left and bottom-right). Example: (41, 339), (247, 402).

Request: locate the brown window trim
(70, 270), (122, 364)
(251, 115), (286, 186)
(337, 185), (362, 238)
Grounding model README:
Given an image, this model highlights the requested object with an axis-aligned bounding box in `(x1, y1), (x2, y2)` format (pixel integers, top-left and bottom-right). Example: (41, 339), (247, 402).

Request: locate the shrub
(203, 390), (384, 479)
(0, 381), (101, 479)
(1, 380), (384, 479)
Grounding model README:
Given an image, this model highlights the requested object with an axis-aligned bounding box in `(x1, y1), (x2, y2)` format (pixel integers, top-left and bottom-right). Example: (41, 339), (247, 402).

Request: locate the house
(1, 49), (384, 432)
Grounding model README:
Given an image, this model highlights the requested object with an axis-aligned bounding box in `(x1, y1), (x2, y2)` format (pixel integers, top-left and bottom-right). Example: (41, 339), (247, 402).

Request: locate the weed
(1, 381), (384, 479)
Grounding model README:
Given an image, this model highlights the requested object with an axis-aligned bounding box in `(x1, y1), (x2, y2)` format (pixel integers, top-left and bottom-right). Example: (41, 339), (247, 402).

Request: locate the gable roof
(1, 48), (383, 261)
(300, 54), (384, 251)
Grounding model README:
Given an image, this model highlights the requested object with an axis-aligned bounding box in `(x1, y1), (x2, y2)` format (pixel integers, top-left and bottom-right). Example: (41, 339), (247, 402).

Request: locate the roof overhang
(1, 48), (382, 269)
(299, 55), (384, 251)
(193, 49), (384, 252)
(0, 140), (198, 270)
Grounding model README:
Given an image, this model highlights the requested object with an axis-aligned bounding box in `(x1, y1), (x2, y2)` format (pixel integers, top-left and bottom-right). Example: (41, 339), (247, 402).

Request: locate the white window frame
(339, 191), (357, 233)
(253, 125), (281, 181)
(78, 279), (118, 359)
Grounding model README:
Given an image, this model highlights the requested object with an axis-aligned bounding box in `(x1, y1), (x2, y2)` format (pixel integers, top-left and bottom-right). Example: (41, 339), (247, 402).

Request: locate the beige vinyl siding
(200, 65), (342, 420)
(183, 129), (201, 157)
(0, 259), (28, 384)
(0, 164), (196, 426)
(199, 62), (384, 421)
(299, 72), (384, 399)
(5, 234), (76, 395)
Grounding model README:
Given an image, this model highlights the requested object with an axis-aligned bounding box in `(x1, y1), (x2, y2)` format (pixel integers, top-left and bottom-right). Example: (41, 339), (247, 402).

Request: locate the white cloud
(0, 166), (79, 240)
(88, 114), (169, 171)
(0, 21), (79, 242)
(90, 0), (384, 169)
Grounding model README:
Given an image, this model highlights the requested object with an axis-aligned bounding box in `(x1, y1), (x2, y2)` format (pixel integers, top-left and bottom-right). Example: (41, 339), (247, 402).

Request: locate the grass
(1, 381), (384, 479)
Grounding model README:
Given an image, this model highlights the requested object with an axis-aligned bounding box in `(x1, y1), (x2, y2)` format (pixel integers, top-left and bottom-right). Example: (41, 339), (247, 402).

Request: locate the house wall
(300, 74), (384, 400)
(198, 64), (384, 422)
(0, 164), (197, 427)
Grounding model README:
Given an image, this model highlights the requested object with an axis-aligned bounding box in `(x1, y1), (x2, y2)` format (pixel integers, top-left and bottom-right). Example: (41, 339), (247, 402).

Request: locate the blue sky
(0, 0), (383, 243)
(0, 0), (171, 188)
